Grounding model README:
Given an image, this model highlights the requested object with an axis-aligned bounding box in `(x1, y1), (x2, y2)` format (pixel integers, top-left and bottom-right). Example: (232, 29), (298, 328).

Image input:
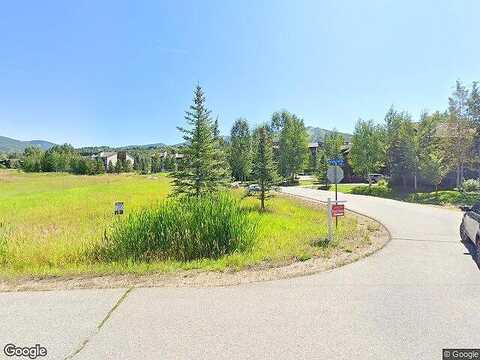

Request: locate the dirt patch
(0, 197), (390, 292)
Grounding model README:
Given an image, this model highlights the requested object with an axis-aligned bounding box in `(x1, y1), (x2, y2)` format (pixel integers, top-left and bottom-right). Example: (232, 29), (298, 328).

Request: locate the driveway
(1, 187), (479, 360)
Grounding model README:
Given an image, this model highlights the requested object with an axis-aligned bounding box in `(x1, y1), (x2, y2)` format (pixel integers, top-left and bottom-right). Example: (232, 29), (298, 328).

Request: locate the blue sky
(1, 0), (479, 147)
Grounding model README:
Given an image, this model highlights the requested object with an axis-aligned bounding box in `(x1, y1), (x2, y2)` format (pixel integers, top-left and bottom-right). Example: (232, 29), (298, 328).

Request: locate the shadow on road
(461, 237), (480, 270)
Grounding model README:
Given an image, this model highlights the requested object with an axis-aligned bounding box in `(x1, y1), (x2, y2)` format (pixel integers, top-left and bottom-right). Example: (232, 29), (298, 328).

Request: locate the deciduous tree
(277, 111), (308, 182)
(350, 119), (385, 186)
(443, 80), (477, 187)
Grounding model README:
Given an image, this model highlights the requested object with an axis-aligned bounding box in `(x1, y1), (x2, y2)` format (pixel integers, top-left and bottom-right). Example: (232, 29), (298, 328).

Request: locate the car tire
(476, 235), (480, 265)
(460, 223), (468, 242)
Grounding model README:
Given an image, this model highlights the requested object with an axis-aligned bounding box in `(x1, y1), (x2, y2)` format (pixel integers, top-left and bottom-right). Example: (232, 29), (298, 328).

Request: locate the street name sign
(328, 159), (344, 166)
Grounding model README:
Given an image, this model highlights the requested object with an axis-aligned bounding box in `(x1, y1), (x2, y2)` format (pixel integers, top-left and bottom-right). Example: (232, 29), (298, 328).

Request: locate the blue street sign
(328, 159), (344, 166)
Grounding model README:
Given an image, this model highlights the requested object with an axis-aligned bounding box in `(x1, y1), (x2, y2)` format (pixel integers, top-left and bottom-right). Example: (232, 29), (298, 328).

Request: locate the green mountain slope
(307, 127), (352, 143)
(0, 136), (55, 153)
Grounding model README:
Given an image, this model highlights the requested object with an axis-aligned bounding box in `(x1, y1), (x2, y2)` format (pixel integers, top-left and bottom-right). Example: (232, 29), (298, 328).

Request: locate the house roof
(99, 151), (117, 157)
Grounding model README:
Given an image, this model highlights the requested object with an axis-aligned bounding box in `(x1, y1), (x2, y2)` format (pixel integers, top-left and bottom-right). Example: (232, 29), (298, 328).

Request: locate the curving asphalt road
(1, 187), (479, 360)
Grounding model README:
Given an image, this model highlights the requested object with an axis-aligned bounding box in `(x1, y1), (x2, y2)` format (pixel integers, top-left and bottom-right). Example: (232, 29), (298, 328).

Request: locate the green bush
(407, 190), (480, 206)
(461, 179), (480, 193)
(96, 193), (257, 262)
(376, 178), (390, 188)
(351, 184), (393, 198)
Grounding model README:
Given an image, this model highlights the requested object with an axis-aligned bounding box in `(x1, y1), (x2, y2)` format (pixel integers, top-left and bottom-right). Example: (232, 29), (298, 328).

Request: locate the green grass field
(0, 170), (365, 278)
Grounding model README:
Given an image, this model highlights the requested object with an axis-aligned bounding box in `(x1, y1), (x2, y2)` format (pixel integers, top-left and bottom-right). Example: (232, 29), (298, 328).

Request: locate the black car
(460, 202), (480, 263)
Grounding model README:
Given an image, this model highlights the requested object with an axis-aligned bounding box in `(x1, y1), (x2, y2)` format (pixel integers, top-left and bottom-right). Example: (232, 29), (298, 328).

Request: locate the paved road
(1, 188), (479, 360)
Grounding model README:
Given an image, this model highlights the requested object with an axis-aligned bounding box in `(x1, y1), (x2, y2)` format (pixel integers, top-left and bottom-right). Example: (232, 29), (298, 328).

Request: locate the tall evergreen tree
(315, 149), (329, 188)
(172, 85), (229, 197)
(213, 116), (220, 140)
(229, 118), (252, 181)
(114, 159), (122, 174)
(94, 158), (106, 174)
(107, 160), (115, 173)
(253, 126), (277, 211)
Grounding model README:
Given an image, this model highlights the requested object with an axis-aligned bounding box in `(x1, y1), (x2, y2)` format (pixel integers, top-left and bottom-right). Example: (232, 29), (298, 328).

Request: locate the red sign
(331, 204), (345, 217)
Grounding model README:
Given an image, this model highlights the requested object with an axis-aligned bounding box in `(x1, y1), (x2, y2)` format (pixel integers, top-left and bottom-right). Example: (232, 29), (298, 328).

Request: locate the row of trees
(228, 111), (310, 184)
(172, 85), (277, 210)
(133, 152), (179, 174)
(172, 85), (358, 210)
(349, 80), (479, 191)
(21, 145), (133, 175)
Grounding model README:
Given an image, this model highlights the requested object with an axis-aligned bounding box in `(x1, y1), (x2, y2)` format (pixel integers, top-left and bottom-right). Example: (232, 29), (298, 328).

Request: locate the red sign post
(331, 204), (345, 217)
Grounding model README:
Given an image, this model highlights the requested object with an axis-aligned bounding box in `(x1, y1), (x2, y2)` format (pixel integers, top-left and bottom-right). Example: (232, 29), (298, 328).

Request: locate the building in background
(92, 151), (134, 169)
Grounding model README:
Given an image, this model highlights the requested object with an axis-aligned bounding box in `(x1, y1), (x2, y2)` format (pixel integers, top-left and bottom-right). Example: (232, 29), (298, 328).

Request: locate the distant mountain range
(1, 127), (352, 154)
(307, 127), (353, 143)
(0, 136), (56, 153)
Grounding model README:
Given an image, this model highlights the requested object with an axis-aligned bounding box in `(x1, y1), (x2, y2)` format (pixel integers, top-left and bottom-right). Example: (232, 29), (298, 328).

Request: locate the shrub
(351, 184), (393, 198)
(96, 193), (257, 262)
(461, 179), (480, 193)
(377, 178), (390, 188)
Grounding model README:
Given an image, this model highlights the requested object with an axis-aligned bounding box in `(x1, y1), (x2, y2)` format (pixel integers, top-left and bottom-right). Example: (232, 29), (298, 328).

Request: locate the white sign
(327, 166), (344, 184)
(115, 202), (124, 215)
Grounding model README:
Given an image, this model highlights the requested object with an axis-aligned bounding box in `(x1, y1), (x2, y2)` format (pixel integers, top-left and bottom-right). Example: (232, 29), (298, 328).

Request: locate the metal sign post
(327, 198), (333, 243)
(335, 172), (338, 229)
(327, 163), (344, 229)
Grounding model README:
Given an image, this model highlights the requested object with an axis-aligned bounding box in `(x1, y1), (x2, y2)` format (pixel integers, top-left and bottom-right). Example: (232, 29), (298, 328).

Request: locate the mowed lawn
(0, 170), (363, 277)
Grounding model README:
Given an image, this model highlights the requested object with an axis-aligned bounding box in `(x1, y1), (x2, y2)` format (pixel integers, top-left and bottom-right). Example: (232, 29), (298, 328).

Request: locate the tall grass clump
(96, 193), (257, 262)
(0, 222), (9, 265)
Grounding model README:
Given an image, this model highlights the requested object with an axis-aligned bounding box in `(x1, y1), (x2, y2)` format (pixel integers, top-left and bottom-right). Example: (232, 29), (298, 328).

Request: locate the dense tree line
(20, 144), (134, 175)
(349, 80), (479, 191)
(227, 110), (310, 185)
(7, 80), (477, 202)
(171, 86), (308, 209)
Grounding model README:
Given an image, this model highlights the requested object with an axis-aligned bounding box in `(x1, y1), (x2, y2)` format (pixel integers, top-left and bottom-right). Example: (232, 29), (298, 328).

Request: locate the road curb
(278, 190), (393, 252)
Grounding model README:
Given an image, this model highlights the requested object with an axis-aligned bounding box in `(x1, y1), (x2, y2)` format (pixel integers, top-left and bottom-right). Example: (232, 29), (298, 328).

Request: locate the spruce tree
(253, 126), (277, 211)
(107, 160), (114, 173)
(172, 85), (229, 197)
(95, 158), (106, 174)
(229, 118), (252, 181)
(114, 160), (122, 174)
(315, 149), (329, 188)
